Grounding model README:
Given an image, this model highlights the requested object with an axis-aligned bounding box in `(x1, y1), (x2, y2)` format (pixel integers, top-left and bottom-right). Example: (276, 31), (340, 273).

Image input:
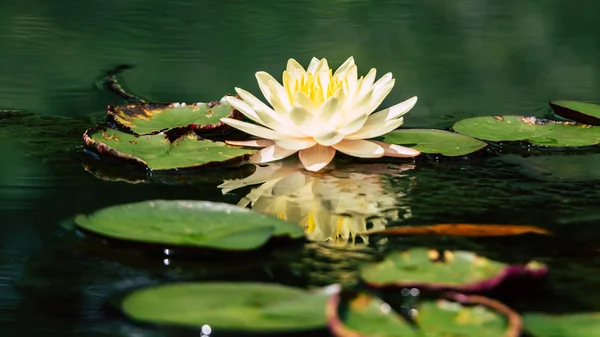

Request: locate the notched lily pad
(453, 116), (600, 147)
(380, 129), (487, 156)
(550, 100), (600, 125)
(121, 282), (332, 333)
(83, 127), (256, 171)
(74, 200), (305, 251)
(327, 291), (520, 337)
(108, 97), (241, 135)
(360, 248), (547, 292)
(523, 311), (600, 337)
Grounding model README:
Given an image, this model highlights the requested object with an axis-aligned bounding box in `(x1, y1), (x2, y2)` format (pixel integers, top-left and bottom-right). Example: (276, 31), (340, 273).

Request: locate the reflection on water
(220, 160), (414, 244)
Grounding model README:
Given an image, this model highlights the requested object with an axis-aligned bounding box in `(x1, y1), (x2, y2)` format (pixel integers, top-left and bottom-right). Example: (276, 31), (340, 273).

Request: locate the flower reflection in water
(219, 160), (414, 245)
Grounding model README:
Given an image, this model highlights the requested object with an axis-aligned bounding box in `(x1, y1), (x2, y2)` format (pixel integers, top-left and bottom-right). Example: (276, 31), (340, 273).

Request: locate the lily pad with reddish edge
(107, 97), (241, 135)
(549, 100), (600, 125)
(83, 127), (256, 171)
(121, 282), (335, 333)
(360, 248), (547, 293)
(326, 291), (521, 337)
(523, 312), (600, 337)
(361, 223), (552, 237)
(74, 200), (305, 251)
(379, 129), (488, 156)
(452, 116), (600, 147)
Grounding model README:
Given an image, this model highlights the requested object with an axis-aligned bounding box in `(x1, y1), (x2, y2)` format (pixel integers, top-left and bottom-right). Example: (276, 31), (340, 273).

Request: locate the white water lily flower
(221, 56), (420, 172)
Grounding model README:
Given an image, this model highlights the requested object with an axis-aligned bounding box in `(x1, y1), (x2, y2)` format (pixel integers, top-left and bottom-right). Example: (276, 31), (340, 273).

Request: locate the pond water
(2, 0), (600, 336)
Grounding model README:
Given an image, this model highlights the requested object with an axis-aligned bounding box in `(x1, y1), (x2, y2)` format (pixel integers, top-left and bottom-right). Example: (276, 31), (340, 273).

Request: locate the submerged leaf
(379, 129), (487, 156)
(453, 116), (600, 147)
(108, 98), (240, 135)
(83, 128), (256, 170)
(361, 223), (552, 237)
(121, 282), (332, 332)
(74, 200), (304, 251)
(360, 248), (547, 292)
(549, 100), (600, 125)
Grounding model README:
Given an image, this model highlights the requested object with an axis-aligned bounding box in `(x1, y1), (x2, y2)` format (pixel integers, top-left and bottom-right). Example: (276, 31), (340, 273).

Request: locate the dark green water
(2, 1), (600, 336)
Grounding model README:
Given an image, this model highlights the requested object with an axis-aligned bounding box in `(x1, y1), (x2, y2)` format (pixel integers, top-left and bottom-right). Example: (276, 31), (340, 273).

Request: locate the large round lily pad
(549, 100), (600, 125)
(523, 312), (600, 337)
(379, 129), (487, 156)
(83, 128), (256, 170)
(108, 98), (240, 135)
(327, 292), (519, 337)
(452, 116), (600, 147)
(360, 248), (547, 292)
(121, 282), (331, 332)
(74, 200), (304, 251)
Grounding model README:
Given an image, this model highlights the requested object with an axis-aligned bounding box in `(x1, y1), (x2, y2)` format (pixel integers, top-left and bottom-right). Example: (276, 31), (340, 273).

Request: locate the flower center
(284, 69), (346, 107)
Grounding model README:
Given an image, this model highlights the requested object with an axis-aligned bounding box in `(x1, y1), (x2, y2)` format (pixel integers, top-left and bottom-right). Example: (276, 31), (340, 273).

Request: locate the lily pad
(523, 312), (600, 337)
(452, 116), (600, 147)
(360, 248), (547, 292)
(327, 292), (520, 337)
(549, 100), (600, 125)
(121, 282), (333, 332)
(83, 127), (256, 170)
(379, 129), (487, 156)
(74, 200), (304, 251)
(108, 98), (240, 135)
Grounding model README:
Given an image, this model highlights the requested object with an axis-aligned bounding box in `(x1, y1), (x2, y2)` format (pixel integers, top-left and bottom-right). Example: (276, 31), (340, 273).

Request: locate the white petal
(317, 95), (340, 124)
(266, 77), (292, 113)
(286, 58), (306, 79)
(345, 118), (404, 140)
(275, 138), (317, 150)
(337, 114), (369, 135)
(289, 105), (316, 133)
(314, 128), (345, 146)
(364, 96), (418, 125)
(225, 139), (274, 148)
(333, 57), (355, 77)
(225, 96), (262, 124)
(220, 118), (280, 140)
(372, 140), (421, 158)
(369, 76), (395, 112)
(358, 68), (377, 97)
(332, 139), (385, 158)
(298, 144), (336, 172)
(251, 144), (298, 163)
(235, 88), (278, 120)
(307, 57), (321, 73)
(343, 64), (358, 94)
(255, 71), (280, 106)
(294, 91), (318, 111)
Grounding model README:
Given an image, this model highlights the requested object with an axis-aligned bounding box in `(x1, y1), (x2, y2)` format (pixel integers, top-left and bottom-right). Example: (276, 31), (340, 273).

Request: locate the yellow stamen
(283, 68), (346, 106)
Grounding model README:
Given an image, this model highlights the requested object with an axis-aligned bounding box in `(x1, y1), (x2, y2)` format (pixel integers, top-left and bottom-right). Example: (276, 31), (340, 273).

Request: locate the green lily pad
(108, 98), (240, 135)
(327, 292), (518, 337)
(523, 312), (600, 337)
(550, 100), (600, 125)
(360, 248), (547, 292)
(121, 282), (332, 332)
(452, 116), (600, 147)
(379, 129), (487, 156)
(74, 200), (304, 250)
(83, 127), (256, 170)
